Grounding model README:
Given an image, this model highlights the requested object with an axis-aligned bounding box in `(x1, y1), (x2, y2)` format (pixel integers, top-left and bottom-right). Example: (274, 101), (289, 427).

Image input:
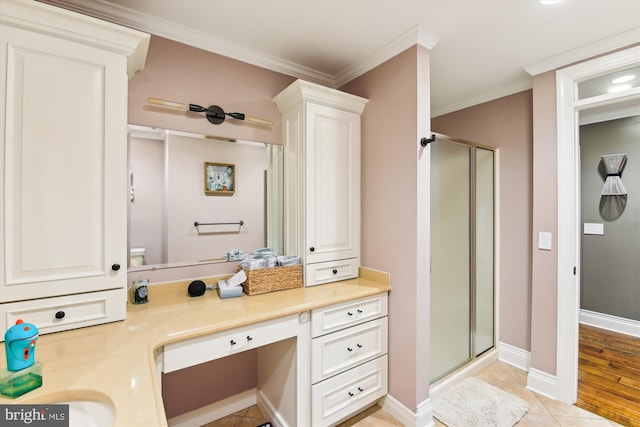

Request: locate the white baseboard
(416, 397), (435, 427)
(167, 388), (257, 427)
(498, 341), (531, 371)
(256, 389), (288, 427)
(416, 397), (436, 427)
(580, 309), (640, 338)
(381, 394), (435, 427)
(526, 368), (557, 400)
(382, 350), (499, 427)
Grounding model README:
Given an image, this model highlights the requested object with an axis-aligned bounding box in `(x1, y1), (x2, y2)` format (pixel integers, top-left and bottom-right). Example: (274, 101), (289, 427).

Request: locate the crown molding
(335, 25), (440, 87)
(39, 1), (439, 89)
(39, 0), (336, 85)
(273, 80), (368, 115)
(432, 78), (533, 118)
(7, 0), (149, 77)
(524, 28), (640, 76)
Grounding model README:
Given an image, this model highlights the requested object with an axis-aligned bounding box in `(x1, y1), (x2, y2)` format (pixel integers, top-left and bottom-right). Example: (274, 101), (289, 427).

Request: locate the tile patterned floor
(202, 404), (270, 427)
(461, 361), (625, 427)
(203, 361), (624, 427)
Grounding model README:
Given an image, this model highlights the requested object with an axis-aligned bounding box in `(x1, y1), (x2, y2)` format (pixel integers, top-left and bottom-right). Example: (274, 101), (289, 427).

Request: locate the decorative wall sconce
(146, 97), (273, 128)
(600, 153), (627, 196)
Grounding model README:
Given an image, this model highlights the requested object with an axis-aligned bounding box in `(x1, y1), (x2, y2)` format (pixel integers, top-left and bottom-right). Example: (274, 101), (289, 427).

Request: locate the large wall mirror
(127, 125), (283, 273)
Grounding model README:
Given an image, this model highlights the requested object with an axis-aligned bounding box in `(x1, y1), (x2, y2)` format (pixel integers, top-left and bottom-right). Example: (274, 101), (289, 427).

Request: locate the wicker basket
(239, 264), (303, 295)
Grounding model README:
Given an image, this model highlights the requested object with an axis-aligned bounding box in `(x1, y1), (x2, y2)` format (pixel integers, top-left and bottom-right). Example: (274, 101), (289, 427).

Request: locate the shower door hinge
(573, 266), (576, 275)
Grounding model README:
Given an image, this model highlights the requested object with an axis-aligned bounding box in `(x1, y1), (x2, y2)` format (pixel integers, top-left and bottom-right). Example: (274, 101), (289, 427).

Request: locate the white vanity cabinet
(157, 292), (388, 427)
(273, 80), (368, 286)
(0, 0), (149, 335)
(310, 293), (389, 426)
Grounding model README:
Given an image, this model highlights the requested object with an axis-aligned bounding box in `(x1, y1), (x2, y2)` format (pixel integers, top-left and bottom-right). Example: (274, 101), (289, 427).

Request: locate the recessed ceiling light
(608, 84), (632, 94)
(612, 75), (636, 84)
(539, 0), (561, 4)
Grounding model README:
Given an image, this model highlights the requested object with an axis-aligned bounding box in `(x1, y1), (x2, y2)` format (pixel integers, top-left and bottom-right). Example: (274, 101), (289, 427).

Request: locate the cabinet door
(305, 103), (360, 264)
(0, 25), (127, 302)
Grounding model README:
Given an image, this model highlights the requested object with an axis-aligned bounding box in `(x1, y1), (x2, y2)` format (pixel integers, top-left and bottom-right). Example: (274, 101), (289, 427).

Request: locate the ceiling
(41, 0), (640, 117)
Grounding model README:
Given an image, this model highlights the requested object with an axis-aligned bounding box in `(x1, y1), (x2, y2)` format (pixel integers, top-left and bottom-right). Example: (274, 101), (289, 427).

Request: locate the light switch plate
(584, 223), (604, 235)
(538, 232), (552, 251)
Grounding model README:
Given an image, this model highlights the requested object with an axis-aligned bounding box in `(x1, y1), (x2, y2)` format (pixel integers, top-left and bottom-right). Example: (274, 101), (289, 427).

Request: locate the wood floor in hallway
(577, 323), (640, 426)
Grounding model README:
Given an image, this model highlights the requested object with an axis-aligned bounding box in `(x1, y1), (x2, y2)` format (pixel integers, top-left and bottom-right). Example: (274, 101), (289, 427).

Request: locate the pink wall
(341, 45), (433, 410)
(530, 71), (558, 374)
(432, 91), (534, 352)
(129, 35), (294, 145)
(162, 350), (258, 418)
(129, 136), (165, 265)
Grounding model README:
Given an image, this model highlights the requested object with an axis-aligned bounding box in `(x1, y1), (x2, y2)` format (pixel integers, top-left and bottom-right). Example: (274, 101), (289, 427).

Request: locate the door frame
(555, 45), (640, 404)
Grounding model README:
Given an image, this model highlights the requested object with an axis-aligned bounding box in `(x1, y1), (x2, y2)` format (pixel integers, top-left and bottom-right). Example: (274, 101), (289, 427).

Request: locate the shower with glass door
(429, 134), (496, 383)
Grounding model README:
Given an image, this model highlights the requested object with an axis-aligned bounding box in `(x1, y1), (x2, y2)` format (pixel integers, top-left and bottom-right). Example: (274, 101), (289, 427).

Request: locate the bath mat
(433, 377), (528, 427)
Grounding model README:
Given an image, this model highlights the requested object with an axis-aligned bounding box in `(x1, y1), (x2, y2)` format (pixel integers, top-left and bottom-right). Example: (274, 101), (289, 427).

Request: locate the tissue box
(217, 280), (243, 299)
(239, 265), (303, 295)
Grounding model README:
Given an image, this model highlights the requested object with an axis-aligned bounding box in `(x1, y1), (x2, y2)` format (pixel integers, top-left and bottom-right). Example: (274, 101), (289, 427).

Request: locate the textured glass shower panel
(475, 148), (495, 356)
(430, 141), (471, 382)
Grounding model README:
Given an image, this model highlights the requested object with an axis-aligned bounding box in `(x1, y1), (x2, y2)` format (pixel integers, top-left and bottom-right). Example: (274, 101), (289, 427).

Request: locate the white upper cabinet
(273, 80), (367, 286)
(0, 1), (148, 308)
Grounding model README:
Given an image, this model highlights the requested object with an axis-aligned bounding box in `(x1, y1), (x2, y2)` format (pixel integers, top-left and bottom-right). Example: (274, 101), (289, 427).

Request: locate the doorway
(556, 45), (640, 404)
(579, 115), (640, 322)
(429, 134), (496, 383)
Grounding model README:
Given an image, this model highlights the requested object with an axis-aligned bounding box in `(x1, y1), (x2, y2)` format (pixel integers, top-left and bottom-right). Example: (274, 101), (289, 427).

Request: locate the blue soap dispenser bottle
(0, 319), (43, 398)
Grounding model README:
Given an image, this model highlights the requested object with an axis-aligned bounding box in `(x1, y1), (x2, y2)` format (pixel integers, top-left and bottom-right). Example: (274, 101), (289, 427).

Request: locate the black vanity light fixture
(146, 97), (273, 128)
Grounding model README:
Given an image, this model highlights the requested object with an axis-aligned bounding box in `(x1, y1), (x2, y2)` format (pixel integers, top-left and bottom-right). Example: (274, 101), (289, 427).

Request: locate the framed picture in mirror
(204, 162), (235, 196)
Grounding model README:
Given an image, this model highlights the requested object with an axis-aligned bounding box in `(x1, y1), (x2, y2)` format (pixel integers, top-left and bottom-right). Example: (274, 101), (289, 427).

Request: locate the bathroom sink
(59, 400), (115, 427)
(22, 390), (115, 426)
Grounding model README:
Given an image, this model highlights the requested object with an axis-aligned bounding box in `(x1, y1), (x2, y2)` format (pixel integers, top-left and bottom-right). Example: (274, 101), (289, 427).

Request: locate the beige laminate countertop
(0, 268), (390, 426)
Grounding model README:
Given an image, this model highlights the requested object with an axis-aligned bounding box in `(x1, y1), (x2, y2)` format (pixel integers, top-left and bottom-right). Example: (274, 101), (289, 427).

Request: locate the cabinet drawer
(312, 317), (387, 383)
(305, 258), (359, 286)
(311, 293), (388, 337)
(0, 288), (126, 340)
(311, 355), (388, 427)
(163, 314), (298, 373)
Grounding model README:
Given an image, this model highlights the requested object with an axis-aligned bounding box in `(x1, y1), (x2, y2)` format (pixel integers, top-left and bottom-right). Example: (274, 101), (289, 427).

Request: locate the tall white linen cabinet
(273, 80), (368, 286)
(0, 0), (149, 337)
